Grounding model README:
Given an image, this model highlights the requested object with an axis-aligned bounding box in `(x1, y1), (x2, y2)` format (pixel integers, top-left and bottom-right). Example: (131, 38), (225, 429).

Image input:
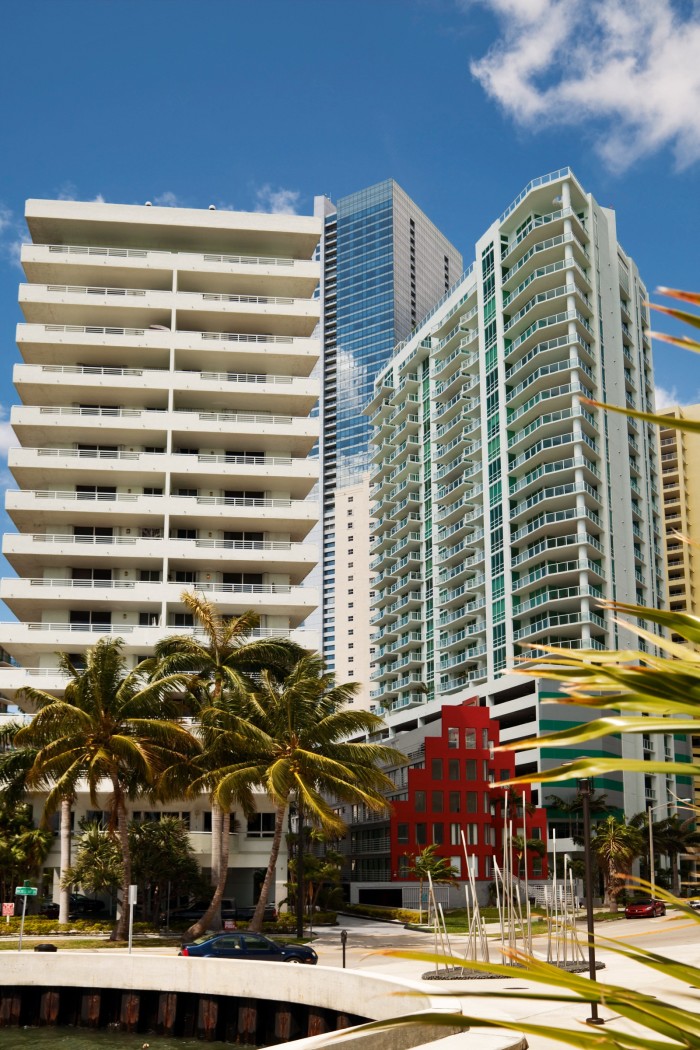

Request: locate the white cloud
(0, 408), (16, 458)
(653, 384), (700, 411)
(466, 0), (700, 171)
(254, 185), (301, 214)
(56, 181), (78, 201)
(0, 204), (25, 270)
(153, 191), (185, 208)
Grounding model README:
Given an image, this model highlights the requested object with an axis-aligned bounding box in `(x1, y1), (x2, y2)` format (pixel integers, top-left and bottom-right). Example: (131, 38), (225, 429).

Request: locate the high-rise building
(316, 182), (462, 700)
(367, 168), (687, 820)
(658, 405), (700, 620)
(0, 198), (322, 906)
(658, 405), (700, 825)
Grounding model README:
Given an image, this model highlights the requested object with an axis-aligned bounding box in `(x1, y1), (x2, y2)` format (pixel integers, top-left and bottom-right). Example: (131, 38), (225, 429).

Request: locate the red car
(624, 898), (666, 919)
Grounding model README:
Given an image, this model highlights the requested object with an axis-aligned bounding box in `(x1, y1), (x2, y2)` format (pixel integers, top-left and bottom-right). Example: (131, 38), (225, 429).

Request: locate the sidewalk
(311, 916), (700, 1049)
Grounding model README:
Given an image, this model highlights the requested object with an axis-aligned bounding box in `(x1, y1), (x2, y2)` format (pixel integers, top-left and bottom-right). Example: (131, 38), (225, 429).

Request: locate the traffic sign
(15, 886), (37, 897)
(2, 903), (14, 917)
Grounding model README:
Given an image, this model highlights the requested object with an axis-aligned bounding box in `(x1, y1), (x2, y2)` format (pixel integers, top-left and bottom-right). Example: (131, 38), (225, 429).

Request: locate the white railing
(177, 409), (296, 425)
(19, 323), (298, 345)
(25, 406), (303, 426)
(20, 490), (161, 502)
(39, 284), (150, 298)
(175, 453), (295, 466)
(14, 578), (300, 596)
(19, 533), (298, 552)
(27, 364), (168, 378)
(35, 405), (165, 418)
(195, 370), (294, 385)
(196, 291), (296, 306)
(19, 623), (311, 638)
(22, 447), (163, 461)
(40, 242), (297, 267)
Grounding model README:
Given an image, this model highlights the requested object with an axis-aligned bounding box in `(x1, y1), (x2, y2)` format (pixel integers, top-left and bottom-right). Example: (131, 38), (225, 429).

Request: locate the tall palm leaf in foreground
(196, 653), (403, 933)
(153, 592), (303, 933)
(16, 637), (198, 940)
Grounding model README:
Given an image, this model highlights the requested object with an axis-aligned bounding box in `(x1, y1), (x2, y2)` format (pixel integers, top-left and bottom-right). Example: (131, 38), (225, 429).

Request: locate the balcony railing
(38, 242), (298, 268)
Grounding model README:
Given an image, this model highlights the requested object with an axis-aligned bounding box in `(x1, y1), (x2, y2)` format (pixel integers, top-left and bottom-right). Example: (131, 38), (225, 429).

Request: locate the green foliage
(130, 817), (206, 925)
(64, 821), (122, 895)
(0, 798), (51, 903)
(341, 903), (421, 924)
(16, 636), (200, 940)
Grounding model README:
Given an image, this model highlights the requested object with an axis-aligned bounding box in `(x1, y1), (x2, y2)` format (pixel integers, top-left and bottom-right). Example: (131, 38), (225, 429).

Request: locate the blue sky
(0, 0), (698, 474)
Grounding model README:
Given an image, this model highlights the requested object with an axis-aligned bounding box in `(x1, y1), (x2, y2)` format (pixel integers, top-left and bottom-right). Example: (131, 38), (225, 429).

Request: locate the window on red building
(466, 759), (477, 780)
(448, 759), (460, 779)
(449, 791), (460, 812)
(432, 758), (443, 779)
(433, 823), (444, 845)
(416, 823), (427, 845)
(432, 790), (444, 813)
(398, 823), (409, 843)
(415, 791), (426, 812)
(467, 822), (478, 845)
(465, 729), (476, 749)
(450, 823), (461, 846)
(466, 791), (478, 813)
(448, 728), (459, 748)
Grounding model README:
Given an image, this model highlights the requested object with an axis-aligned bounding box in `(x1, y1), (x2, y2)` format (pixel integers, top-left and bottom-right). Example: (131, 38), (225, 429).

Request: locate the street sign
(2, 903), (14, 917)
(15, 886), (37, 897)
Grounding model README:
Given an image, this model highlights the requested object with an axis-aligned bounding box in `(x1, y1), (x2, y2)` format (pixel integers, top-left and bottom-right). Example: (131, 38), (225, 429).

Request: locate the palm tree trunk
(188, 809), (230, 939)
(111, 788), (131, 942)
(58, 797), (71, 924)
(249, 803), (285, 933)
(296, 809), (305, 939)
(210, 801), (222, 889)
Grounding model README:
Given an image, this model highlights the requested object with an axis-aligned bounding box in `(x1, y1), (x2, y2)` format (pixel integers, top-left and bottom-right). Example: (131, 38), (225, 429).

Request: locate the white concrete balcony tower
(0, 199), (322, 705)
(366, 168), (664, 716)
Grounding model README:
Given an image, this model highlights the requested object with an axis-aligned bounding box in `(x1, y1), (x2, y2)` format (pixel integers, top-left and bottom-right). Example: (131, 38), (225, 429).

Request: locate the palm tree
(153, 592), (304, 933)
(546, 790), (610, 839)
(16, 637), (198, 940)
(589, 816), (644, 911)
(408, 844), (459, 924)
(651, 815), (700, 896)
(193, 653), (402, 934)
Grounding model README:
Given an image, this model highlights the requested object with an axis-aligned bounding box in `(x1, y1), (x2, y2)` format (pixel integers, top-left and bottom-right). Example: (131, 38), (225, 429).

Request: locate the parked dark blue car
(179, 931), (317, 965)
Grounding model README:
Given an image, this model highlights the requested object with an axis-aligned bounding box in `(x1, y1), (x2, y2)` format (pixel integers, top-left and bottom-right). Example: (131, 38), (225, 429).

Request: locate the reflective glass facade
(318, 181), (462, 674)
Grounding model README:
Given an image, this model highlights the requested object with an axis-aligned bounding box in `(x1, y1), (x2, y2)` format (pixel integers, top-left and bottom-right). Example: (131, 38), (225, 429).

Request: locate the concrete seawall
(0, 953), (526, 1049)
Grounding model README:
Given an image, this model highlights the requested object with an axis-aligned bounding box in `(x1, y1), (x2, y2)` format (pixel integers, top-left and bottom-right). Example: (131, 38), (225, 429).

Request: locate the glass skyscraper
(316, 181), (462, 682)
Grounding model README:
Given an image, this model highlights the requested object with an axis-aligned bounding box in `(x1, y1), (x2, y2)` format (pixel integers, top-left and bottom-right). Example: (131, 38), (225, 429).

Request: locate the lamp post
(578, 777), (604, 1026)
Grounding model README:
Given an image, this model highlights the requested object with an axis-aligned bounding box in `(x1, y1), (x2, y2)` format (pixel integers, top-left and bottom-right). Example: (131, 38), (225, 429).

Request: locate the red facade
(391, 702), (548, 884)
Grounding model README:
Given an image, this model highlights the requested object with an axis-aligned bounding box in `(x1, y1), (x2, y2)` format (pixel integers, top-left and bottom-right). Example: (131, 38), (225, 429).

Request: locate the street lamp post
(578, 778), (604, 1026)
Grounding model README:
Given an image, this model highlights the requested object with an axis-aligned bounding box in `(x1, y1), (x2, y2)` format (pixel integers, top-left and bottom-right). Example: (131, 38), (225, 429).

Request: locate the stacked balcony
(0, 202), (322, 699)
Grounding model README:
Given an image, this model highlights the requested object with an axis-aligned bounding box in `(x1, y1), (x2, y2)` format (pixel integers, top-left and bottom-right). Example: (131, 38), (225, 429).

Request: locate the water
(0, 1032), (253, 1049)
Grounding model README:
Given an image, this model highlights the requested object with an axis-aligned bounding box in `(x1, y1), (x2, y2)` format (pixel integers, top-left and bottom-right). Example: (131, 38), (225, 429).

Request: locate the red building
(391, 702), (548, 886)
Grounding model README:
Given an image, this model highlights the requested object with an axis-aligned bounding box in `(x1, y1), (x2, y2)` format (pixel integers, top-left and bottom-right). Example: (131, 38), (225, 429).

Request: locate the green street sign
(15, 886), (37, 897)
